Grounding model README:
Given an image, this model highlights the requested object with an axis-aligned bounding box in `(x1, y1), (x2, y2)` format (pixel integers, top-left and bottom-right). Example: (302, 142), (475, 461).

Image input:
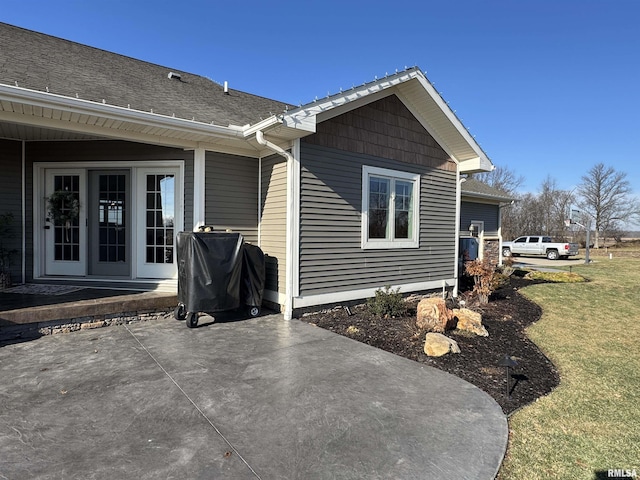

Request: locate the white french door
(136, 167), (182, 279)
(40, 164), (183, 280)
(44, 169), (88, 276)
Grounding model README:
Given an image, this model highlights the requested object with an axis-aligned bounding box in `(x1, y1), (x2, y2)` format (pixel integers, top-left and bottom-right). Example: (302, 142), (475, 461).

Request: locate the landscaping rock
(424, 332), (461, 357)
(453, 308), (489, 337)
(416, 297), (456, 332)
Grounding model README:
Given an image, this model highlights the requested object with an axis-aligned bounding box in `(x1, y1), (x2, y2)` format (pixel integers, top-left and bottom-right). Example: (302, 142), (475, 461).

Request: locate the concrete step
(0, 291), (177, 342)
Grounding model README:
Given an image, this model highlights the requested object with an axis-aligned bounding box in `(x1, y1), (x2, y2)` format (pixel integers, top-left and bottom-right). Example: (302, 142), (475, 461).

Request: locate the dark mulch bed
(299, 277), (560, 414)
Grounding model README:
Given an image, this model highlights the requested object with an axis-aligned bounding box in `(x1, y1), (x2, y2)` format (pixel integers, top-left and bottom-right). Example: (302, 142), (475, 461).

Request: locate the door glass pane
(51, 175), (80, 261)
(97, 174), (126, 263)
(145, 174), (175, 264)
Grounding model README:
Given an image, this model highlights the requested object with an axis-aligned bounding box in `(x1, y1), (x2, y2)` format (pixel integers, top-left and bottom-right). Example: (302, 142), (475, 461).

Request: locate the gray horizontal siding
(299, 142), (456, 296)
(183, 156), (194, 232)
(0, 139), (24, 283)
(460, 201), (499, 236)
(205, 152), (258, 243)
(260, 154), (287, 297)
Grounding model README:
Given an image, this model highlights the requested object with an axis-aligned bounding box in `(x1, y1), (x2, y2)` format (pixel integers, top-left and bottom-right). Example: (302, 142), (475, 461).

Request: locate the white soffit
(0, 83), (257, 154)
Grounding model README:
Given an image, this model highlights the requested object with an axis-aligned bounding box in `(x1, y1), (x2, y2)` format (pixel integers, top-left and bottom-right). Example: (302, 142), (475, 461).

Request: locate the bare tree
(576, 163), (638, 248)
(473, 165), (524, 195)
(537, 177), (576, 240)
(472, 164), (525, 240)
(501, 177), (575, 240)
(502, 192), (543, 239)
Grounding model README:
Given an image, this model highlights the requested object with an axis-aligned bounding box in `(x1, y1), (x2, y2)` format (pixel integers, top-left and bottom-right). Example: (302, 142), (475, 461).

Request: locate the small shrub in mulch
(300, 276), (560, 414)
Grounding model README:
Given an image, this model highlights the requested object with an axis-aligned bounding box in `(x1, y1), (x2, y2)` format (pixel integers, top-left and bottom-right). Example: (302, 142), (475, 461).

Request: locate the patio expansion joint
(123, 324), (262, 480)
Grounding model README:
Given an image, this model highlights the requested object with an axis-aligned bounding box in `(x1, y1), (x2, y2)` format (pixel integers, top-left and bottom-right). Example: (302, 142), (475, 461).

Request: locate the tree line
(472, 163), (640, 248)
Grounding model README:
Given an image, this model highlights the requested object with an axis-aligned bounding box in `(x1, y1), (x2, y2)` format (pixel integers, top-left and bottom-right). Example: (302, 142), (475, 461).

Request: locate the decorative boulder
(452, 308), (489, 337)
(416, 298), (456, 332)
(424, 333), (461, 357)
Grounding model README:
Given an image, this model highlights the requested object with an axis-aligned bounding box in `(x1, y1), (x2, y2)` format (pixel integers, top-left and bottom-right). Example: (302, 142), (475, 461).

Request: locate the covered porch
(0, 82), (296, 313)
(0, 282), (177, 342)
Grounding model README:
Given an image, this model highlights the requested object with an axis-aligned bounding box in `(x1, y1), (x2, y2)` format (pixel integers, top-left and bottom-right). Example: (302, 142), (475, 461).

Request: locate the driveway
(0, 315), (507, 479)
(511, 255), (584, 269)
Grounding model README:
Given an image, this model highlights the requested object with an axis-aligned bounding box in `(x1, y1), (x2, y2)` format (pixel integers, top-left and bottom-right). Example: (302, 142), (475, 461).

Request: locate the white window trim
(361, 165), (420, 249)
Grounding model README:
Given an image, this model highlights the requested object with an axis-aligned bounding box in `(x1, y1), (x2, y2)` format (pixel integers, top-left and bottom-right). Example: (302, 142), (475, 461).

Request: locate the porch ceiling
(0, 120), (104, 142)
(0, 84), (270, 157)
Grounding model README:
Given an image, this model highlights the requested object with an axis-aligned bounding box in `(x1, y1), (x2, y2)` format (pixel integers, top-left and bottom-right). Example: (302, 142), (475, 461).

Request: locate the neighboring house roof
(461, 178), (515, 203)
(0, 22), (494, 172)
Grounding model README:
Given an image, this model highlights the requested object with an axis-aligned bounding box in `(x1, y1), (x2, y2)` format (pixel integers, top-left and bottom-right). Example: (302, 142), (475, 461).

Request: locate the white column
(284, 140), (301, 320)
(453, 173), (463, 297)
(193, 147), (206, 231)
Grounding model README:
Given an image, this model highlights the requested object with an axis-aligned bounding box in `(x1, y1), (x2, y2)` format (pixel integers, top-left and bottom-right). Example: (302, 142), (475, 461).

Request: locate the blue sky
(3, 0), (639, 199)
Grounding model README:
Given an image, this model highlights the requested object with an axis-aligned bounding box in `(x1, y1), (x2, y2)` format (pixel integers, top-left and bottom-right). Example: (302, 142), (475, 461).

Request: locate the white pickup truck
(502, 236), (579, 260)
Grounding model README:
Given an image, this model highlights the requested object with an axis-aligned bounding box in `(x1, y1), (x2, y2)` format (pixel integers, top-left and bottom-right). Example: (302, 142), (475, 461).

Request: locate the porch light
(498, 355), (518, 399)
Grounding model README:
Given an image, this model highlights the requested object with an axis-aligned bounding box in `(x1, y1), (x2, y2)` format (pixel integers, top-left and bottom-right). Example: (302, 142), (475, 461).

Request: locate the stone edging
(0, 309), (173, 343)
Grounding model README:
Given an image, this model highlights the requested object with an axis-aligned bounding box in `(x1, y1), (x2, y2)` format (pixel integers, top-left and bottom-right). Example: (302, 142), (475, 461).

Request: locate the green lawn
(498, 258), (640, 479)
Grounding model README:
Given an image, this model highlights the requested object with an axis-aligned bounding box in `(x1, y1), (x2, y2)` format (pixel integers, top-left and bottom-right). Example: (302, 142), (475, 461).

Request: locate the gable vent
(168, 72), (181, 80)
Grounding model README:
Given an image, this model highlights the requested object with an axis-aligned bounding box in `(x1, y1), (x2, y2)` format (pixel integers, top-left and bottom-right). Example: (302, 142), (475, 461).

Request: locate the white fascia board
(0, 83), (245, 140)
(280, 114), (316, 132)
(242, 115), (285, 137)
(281, 71), (418, 132)
(279, 68), (493, 172)
(458, 156), (494, 173)
(462, 192), (514, 203)
(411, 73), (493, 168)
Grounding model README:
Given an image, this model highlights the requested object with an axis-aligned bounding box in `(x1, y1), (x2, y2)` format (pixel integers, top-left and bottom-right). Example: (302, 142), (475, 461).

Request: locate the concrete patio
(0, 311), (508, 479)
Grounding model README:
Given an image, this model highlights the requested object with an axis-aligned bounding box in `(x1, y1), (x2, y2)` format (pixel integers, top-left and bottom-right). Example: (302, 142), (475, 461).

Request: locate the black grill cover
(177, 232), (244, 312)
(241, 243), (265, 307)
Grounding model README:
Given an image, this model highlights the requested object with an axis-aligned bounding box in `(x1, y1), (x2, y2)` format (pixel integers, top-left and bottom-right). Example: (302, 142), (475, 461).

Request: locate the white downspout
(255, 131), (295, 320)
(453, 174), (465, 298)
(257, 156), (262, 247)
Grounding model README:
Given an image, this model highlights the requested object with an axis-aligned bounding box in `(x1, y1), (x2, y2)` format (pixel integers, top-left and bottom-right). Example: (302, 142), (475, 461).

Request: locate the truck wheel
(546, 249), (559, 260)
(248, 306), (260, 317)
(502, 247), (512, 257)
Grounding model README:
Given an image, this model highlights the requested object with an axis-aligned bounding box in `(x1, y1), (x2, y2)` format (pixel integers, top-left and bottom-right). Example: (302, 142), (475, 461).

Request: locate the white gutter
(255, 130), (296, 321)
(0, 83), (245, 139)
(243, 116), (285, 137)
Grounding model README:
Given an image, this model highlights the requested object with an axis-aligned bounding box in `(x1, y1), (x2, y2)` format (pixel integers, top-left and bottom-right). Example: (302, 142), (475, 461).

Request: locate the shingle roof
(461, 178), (515, 202)
(0, 22), (291, 127)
